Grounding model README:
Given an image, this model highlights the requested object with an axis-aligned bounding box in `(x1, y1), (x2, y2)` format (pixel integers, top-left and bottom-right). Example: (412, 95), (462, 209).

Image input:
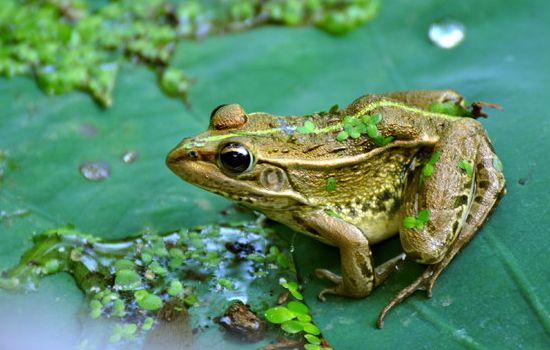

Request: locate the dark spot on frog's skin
(474, 195), (484, 204)
(355, 253), (373, 279)
(476, 163), (485, 173)
(466, 214), (474, 224)
(478, 180), (490, 190)
(376, 201), (387, 213)
(378, 189), (394, 202)
(349, 277), (359, 290)
(454, 194), (469, 208)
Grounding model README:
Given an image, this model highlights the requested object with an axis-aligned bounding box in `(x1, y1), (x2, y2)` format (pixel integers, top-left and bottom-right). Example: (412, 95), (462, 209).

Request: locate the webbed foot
(376, 264), (441, 329)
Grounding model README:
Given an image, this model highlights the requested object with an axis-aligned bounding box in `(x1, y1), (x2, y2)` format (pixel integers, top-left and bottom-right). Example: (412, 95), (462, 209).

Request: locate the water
(121, 150), (139, 163)
(79, 161), (111, 181)
(429, 19), (466, 49)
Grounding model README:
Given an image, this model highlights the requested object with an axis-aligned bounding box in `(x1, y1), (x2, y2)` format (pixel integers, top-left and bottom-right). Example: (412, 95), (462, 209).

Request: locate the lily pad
(1, 0), (549, 349)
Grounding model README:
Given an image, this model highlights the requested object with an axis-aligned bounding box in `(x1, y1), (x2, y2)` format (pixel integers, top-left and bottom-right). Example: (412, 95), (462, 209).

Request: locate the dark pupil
(220, 144), (250, 173)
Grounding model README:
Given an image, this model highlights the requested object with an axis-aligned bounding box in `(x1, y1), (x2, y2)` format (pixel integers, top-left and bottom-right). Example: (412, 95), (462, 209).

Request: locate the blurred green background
(1, 0), (549, 349)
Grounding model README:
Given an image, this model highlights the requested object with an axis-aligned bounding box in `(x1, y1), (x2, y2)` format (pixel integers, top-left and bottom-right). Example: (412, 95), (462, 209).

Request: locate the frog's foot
(314, 268), (343, 301)
(374, 253), (407, 287)
(376, 264), (442, 329)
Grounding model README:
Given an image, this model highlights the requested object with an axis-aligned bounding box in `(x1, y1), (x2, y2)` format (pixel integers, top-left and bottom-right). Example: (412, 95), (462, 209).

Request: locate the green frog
(166, 90), (505, 327)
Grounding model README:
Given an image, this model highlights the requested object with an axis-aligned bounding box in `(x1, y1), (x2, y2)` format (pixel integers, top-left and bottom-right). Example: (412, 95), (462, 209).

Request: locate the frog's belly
(358, 215), (401, 244)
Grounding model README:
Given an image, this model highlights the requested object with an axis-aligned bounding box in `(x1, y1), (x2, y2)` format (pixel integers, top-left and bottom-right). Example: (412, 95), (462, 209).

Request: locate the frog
(166, 90), (506, 328)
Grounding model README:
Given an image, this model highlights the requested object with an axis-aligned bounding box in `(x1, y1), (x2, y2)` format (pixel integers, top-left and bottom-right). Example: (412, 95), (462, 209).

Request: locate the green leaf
(265, 306), (295, 324)
(366, 123), (380, 138)
(114, 270), (141, 290)
(297, 120), (316, 133)
(336, 131), (349, 141)
(417, 209), (431, 223)
(429, 151), (442, 164)
(142, 317), (154, 331)
(326, 177), (336, 192)
(281, 319), (304, 333)
(458, 159), (474, 177)
(167, 280), (183, 296)
(281, 281), (303, 300)
(422, 163), (434, 177)
(302, 322), (321, 335)
(304, 344), (322, 350)
(136, 293), (163, 311)
(428, 102), (469, 117)
(287, 300), (309, 315)
(305, 334), (321, 345)
(369, 113), (383, 124)
(114, 259), (135, 272)
(402, 216), (416, 229)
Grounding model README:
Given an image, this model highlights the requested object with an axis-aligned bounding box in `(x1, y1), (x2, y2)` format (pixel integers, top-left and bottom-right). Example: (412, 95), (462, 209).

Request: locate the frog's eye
(218, 143), (254, 174)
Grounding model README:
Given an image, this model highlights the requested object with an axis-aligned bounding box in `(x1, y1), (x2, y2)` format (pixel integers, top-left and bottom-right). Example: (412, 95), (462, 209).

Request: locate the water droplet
(428, 19), (465, 49)
(79, 161), (110, 181)
(121, 150), (139, 163)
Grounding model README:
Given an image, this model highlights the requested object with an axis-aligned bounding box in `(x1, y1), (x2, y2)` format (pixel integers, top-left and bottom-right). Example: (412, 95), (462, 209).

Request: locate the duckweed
(281, 280), (303, 300)
(458, 159), (473, 177)
(1, 221), (295, 346)
(296, 120), (317, 134)
(402, 209), (431, 229)
(336, 112), (394, 146)
(0, 0), (379, 106)
(114, 269), (142, 290)
(142, 317), (154, 331)
(326, 177), (336, 192)
(265, 281), (331, 349)
(422, 151), (441, 177)
(428, 101), (471, 117)
(135, 290), (163, 311)
(305, 334), (321, 345)
(265, 306), (295, 324)
(168, 280), (184, 296)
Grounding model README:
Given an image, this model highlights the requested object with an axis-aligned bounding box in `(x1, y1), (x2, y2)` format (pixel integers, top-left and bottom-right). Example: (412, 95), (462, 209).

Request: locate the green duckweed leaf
(265, 306), (295, 324)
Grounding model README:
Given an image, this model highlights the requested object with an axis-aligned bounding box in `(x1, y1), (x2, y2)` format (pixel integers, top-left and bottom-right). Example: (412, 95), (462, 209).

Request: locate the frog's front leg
(298, 213), (404, 300)
(377, 118), (506, 328)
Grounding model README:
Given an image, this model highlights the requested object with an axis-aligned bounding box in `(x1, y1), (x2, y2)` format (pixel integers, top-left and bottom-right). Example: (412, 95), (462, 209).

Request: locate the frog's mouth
(166, 144), (309, 209)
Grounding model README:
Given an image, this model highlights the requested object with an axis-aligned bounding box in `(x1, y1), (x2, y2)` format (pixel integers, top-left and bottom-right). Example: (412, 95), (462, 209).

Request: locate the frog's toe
(314, 268), (342, 284)
(318, 284), (346, 302)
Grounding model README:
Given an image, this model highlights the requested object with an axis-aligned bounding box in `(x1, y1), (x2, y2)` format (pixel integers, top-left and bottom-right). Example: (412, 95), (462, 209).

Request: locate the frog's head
(166, 104), (310, 210)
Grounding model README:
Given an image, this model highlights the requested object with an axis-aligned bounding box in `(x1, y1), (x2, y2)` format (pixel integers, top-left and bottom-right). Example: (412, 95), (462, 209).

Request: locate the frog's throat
(183, 100), (459, 149)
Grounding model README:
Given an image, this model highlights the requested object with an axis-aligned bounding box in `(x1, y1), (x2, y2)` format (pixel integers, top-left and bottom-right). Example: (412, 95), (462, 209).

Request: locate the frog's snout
(166, 143), (199, 172)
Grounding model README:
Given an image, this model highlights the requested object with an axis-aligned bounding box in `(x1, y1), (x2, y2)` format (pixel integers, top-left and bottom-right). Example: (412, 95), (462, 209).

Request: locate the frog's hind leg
(376, 119), (505, 328)
(381, 90), (465, 110)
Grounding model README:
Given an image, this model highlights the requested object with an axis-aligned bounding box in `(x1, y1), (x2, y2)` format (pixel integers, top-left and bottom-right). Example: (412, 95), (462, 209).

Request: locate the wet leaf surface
(1, 0), (549, 349)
